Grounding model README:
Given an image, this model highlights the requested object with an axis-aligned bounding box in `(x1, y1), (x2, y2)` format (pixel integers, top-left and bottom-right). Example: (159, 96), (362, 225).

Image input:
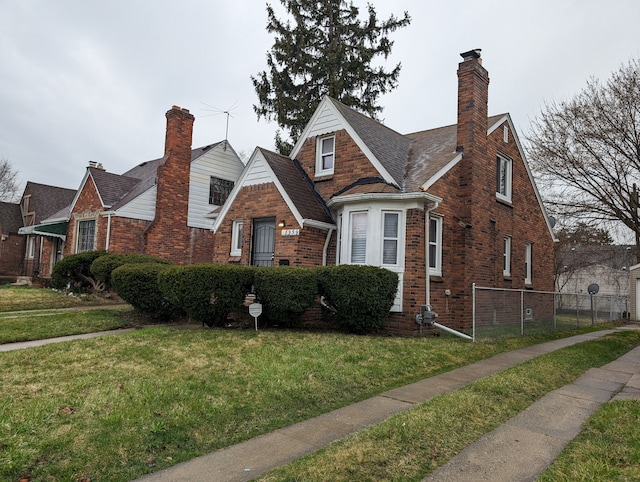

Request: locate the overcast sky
(1, 0), (639, 194)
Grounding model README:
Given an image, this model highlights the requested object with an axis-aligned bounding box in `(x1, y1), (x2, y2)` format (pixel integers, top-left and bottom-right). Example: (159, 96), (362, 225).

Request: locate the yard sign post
(249, 302), (262, 331)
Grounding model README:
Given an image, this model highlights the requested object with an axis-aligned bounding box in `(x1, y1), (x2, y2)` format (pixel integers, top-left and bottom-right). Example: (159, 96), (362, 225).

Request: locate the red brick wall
(296, 130), (383, 199)
(107, 217), (149, 254)
(0, 233), (25, 276)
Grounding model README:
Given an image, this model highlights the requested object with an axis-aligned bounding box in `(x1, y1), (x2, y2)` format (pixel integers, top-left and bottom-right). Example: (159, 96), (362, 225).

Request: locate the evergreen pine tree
(252, 0), (411, 154)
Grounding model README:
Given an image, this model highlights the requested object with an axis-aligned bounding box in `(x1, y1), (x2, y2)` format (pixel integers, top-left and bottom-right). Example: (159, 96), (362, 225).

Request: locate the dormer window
(316, 135), (335, 176)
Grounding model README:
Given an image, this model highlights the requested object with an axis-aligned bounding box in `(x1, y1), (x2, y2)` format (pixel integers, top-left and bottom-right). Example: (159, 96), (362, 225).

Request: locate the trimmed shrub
(91, 253), (171, 290)
(51, 251), (108, 292)
(157, 264), (254, 326)
(316, 265), (398, 334)
(111, 262), (179, 320)
(254, 266), (318, 326)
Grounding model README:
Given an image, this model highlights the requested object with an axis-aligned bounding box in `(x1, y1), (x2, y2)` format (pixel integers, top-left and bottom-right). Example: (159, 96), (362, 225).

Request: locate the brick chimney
(456, 50), (490, 223)
(144, 105), (195, 263)
(456, 49), (489, 155)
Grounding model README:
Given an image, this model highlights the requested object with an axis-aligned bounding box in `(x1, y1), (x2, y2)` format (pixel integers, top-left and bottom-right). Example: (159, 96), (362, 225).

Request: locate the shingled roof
(23, 182), (76, 224)
(260, 148), (333, 225)
(325, 97), (509, 195)
(329, 98), (411, 188)
(0, 201), (22, 234)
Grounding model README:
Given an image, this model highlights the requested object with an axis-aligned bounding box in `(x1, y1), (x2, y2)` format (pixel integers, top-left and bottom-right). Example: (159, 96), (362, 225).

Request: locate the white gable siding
(307, 103), (345, 138)
(115, 187), (156, 221)
(188, 144), (244, 229)
(243, 155), (272, 186)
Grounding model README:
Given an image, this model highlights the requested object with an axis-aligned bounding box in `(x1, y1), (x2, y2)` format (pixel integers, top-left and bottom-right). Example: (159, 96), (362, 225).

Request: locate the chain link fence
(472, 284), (629, 340)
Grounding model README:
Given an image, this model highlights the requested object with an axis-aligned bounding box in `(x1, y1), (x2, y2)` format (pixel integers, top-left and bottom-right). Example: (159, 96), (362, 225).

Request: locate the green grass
(0, 306), (134, 344)
(538, 400), (640, 481)
(257, 330), (640, 481)
(0, 325), (624, 482)
(0, 285), (121, 312)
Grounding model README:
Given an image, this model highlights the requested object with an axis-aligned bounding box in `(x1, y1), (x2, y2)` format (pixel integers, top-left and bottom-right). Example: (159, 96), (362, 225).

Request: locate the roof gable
(290, 96), (403, 188)
(213, 147), (334, 232)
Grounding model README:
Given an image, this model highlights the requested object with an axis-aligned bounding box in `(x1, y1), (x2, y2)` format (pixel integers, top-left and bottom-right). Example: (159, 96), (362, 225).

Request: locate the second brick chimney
(144, 105), (195, 263)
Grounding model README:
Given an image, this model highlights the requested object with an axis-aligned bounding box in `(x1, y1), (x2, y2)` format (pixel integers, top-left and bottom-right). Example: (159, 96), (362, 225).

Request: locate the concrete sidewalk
(134, 324), (640, 482)
(0, 328), (137, 352)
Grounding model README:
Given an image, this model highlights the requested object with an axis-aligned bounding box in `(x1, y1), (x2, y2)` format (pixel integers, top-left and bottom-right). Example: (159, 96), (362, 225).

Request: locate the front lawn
(1, 328), (502, 481)
(0, 285), (121, 312)
(0, 323), (635, 481)
(0, 306), (134, 344)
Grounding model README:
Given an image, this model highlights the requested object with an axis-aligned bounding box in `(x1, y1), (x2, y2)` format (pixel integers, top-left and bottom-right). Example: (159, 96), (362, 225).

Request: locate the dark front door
(252, 218), (275, 266)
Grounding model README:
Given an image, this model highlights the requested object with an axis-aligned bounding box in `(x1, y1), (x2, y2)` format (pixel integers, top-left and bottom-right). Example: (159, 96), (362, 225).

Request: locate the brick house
(213, 50), (556, 334)
(0, 201), (25, 279)
(16, 182), (76, 278)
(39, 106), (244, 266)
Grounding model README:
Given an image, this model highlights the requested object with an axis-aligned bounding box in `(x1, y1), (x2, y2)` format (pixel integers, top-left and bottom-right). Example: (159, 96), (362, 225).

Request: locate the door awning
(18, 221), (68, 240)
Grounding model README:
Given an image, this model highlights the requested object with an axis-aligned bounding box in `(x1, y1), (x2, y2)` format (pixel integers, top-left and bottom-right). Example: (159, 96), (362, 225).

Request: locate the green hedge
(51, 251), (108, 292)
(254, 267), (318, 326)
(317, 265), (398, 334)
(111, 262), (179, 320)
(157, 264), (254, 327)
(91, 253), (170, 290)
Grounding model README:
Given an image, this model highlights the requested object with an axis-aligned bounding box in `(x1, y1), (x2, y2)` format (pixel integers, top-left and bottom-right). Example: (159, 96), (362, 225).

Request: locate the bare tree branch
(0, 158), (20, 202)
(527, 58), (640, 259)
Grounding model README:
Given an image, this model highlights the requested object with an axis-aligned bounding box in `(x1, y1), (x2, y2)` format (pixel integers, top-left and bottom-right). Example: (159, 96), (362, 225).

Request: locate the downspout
(322, 227), (335, 266)
(424, 200), (439, 306)
(105, 212), (113, 252)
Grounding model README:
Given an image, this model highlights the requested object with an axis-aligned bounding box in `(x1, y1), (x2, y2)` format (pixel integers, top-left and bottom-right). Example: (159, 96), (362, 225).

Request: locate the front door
(252, 218), (275, 266)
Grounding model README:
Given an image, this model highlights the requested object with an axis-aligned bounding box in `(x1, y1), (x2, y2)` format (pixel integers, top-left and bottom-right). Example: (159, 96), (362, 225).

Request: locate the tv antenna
(201, 100), (239, 142)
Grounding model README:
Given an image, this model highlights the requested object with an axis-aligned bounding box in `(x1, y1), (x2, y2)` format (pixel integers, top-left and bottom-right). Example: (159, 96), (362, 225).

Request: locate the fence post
(553, 292), (557, 330)
(520, 289), (524, 336)
(472, 283), (476, 342)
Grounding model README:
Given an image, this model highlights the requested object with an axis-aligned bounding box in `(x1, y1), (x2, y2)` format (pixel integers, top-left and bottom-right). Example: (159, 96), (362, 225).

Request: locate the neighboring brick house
(0, 201), (25, 278)
(17, 182), (76, 278)
(213, 50), (556, 334)
(40, 105), (244, 265)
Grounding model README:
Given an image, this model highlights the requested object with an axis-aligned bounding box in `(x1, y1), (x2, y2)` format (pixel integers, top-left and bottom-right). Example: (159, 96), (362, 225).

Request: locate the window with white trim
(503, 236), (511, 277)
(316, 135), (335, 176)
(349, 211), (367, 264)
(26, 236), (36, 259)
(76, 219), (96, 253)
(382, 211), (399, 265)
(525, 242), (532, 285)
(428, 216), (443, 276)
(230, 220), (243, 256)
(496, 154), (512, 202)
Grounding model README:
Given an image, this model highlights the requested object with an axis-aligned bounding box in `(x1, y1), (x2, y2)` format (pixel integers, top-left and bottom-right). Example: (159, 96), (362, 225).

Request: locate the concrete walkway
(0, 328), (137, 352)
(129, 324), (640, 482)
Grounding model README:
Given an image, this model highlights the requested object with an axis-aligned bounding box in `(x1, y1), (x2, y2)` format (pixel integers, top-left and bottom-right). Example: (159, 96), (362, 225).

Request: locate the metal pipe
(431, 321), (473, 340)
